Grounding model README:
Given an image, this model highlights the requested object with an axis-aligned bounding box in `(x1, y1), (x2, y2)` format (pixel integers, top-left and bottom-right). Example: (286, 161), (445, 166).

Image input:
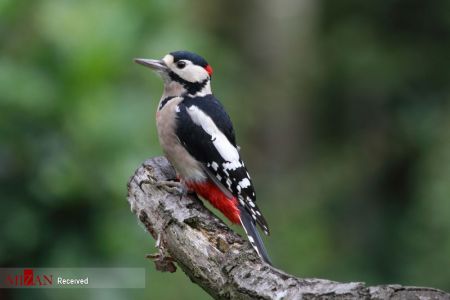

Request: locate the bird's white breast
(156, 97), (206, 182)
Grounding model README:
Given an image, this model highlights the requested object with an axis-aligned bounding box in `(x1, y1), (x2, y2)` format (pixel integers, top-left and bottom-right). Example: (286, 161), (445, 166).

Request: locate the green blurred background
(1, 0), (449, 299)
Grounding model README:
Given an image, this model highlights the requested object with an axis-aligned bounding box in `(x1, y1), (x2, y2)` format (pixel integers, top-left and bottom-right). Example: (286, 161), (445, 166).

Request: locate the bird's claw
(139, 176), (185, 196)
(139, 178), (155, 191)
(155, 180), (186, 195)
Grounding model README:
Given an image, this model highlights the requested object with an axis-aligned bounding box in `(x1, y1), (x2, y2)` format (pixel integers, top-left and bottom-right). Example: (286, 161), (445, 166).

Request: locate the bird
(135, 51), (271, 264)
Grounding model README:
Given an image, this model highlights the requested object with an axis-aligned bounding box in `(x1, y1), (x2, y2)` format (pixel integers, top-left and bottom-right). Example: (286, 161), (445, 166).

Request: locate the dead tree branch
(127, 156), (449, 300)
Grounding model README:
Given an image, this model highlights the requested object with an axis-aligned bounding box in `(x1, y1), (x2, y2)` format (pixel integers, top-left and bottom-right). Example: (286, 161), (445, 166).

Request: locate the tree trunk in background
(198, 0), (318, 172)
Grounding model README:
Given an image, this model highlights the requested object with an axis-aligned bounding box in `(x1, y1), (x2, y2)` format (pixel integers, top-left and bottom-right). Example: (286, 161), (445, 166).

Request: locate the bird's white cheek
(177, 65), (209, 82)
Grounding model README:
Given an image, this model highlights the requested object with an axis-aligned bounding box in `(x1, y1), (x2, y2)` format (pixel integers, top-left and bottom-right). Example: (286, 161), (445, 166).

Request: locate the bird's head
(135, 51), (213, 96)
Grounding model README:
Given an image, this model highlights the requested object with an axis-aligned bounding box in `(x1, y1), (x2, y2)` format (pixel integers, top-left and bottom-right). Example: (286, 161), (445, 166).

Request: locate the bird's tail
(239, 206), (272, 265)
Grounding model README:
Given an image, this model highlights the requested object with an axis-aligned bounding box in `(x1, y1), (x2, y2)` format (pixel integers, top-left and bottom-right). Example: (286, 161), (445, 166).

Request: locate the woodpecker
(135, 51), (271, 264)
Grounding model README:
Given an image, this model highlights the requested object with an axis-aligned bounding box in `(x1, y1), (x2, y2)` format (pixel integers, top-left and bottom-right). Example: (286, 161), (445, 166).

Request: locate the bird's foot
(155, 180), (185, 195)
(139, 174), (185, 196)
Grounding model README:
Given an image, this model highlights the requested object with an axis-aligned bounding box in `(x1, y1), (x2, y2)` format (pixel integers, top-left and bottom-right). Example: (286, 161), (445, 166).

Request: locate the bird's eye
(176, 61), (186, 69)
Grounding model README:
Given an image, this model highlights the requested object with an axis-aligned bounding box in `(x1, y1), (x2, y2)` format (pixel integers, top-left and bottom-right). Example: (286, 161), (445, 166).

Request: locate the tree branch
(127, 156), (449, 300)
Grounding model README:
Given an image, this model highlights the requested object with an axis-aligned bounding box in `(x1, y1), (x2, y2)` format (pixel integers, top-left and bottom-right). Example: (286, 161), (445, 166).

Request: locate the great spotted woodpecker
(135, 51), (271, 264)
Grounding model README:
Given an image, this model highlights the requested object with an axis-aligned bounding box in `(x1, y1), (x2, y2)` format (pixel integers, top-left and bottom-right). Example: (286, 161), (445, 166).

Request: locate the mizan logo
(1, 267), (142, 288)
(4, 269), (53, 287)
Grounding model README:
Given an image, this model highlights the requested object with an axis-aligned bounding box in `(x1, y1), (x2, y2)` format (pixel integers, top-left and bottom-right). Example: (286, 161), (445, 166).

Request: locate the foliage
(0, 0), (449, 299)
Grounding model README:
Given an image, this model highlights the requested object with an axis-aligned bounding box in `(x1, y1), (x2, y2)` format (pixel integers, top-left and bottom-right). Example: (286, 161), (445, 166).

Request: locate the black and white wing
(175, 95), (270, 235)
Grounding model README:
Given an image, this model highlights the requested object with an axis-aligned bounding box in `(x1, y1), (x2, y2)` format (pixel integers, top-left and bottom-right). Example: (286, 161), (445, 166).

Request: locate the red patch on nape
(187, 180), (240, 224)
(204, 64), (213, 76)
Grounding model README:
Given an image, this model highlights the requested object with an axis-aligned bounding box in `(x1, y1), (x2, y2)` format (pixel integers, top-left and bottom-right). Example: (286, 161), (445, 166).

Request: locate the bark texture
(127, 156), (450, 300)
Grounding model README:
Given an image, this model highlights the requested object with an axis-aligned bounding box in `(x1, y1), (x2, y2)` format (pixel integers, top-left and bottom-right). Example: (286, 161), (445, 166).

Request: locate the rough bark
(126, 156), (449, 300)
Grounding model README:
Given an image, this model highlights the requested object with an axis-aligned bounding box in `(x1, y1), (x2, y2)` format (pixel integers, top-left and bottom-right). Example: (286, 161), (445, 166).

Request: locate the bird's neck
(192, 80), (211, 97)
(162, 81), (186, 98)
(162, 79), (212, 99)
(159, 80), (212, 111)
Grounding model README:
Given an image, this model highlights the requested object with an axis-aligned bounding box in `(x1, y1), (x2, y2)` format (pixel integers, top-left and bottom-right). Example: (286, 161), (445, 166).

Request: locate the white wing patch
(187, 105), (241, 165)
(223, 161), (242, 170)
(238, 178), (251, 189)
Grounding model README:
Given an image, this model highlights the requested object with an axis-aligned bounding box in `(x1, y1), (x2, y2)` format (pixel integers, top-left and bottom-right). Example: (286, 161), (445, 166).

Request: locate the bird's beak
(134, 58), (168, 72)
